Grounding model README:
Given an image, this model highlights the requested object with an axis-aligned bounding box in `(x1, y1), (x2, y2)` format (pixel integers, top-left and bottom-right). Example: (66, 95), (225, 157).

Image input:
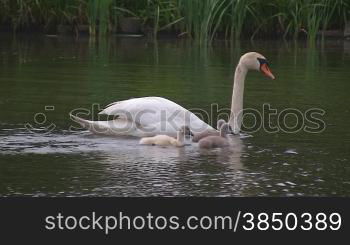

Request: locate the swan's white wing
(99, 97), (172, 126)
(101, 97), (174, 117)
(99, 97), (213, 134)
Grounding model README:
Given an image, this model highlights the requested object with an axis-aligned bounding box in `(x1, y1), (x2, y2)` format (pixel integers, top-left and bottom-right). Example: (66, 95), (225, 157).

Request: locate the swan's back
(198, 136), (229, 149)
(192, 130), (219, 142)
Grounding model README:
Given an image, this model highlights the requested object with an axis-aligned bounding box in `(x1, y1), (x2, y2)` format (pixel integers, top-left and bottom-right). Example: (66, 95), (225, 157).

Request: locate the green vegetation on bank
(0, 0), (349, 42)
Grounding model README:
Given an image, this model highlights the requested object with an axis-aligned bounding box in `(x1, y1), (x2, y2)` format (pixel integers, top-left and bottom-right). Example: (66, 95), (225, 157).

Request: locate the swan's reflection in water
(1, 129), (255, 196)
(92, 134), (248, 196)
(196, 135), (244, 169)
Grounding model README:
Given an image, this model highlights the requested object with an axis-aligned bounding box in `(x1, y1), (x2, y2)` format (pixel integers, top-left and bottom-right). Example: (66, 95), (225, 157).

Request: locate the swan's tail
(70, 113), (93, 129)
(70, 113), (110, 135)
(69, 113), (142, 136)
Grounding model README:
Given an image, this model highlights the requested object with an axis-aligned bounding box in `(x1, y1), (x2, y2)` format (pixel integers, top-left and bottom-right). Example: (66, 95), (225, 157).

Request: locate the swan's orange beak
(260, 63), (275, 80)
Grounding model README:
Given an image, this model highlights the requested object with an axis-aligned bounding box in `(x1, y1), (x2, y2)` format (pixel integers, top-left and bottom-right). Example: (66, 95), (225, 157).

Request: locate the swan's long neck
(220, 125), (229, 137)
(229, 63), (247, 134)
(177, 131), (185, 143)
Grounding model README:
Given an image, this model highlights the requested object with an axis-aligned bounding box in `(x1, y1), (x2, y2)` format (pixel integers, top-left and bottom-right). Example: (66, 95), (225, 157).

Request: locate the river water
(0, 35), (349, 196)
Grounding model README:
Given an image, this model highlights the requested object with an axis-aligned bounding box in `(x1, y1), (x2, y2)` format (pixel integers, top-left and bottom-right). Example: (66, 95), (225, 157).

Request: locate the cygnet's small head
(217, 119), (226, 130)
(219, 123), (231, 137)
(239, 52), (275, 80)
(179, 125), (193, 136)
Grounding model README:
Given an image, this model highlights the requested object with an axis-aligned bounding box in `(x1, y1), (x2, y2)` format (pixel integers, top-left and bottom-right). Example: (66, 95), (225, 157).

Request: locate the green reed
(227, 0), (255, 40)
(178, 0), (231, 44)
(0, 0), (349, 42)
(87, 0), (114, 36)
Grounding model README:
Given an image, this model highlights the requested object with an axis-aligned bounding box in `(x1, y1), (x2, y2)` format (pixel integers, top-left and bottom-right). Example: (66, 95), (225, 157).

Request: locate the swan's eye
(257, 57), (269, 66)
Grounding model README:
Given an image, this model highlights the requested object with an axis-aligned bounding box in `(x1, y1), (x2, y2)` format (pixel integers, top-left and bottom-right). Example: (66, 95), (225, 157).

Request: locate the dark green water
(0, 35), (349, 196)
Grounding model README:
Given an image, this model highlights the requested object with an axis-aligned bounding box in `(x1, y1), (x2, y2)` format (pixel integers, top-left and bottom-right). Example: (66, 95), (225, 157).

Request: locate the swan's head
(217, 119), (226, 130)
(239, 52), (275, 80)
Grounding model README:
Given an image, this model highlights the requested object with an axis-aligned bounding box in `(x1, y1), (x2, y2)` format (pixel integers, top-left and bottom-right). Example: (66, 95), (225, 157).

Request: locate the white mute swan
(198, 123), (231, 149)
(139, 126), (190, 147)
(70, 52), (275, 137)
(192, 119), (226, 142)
